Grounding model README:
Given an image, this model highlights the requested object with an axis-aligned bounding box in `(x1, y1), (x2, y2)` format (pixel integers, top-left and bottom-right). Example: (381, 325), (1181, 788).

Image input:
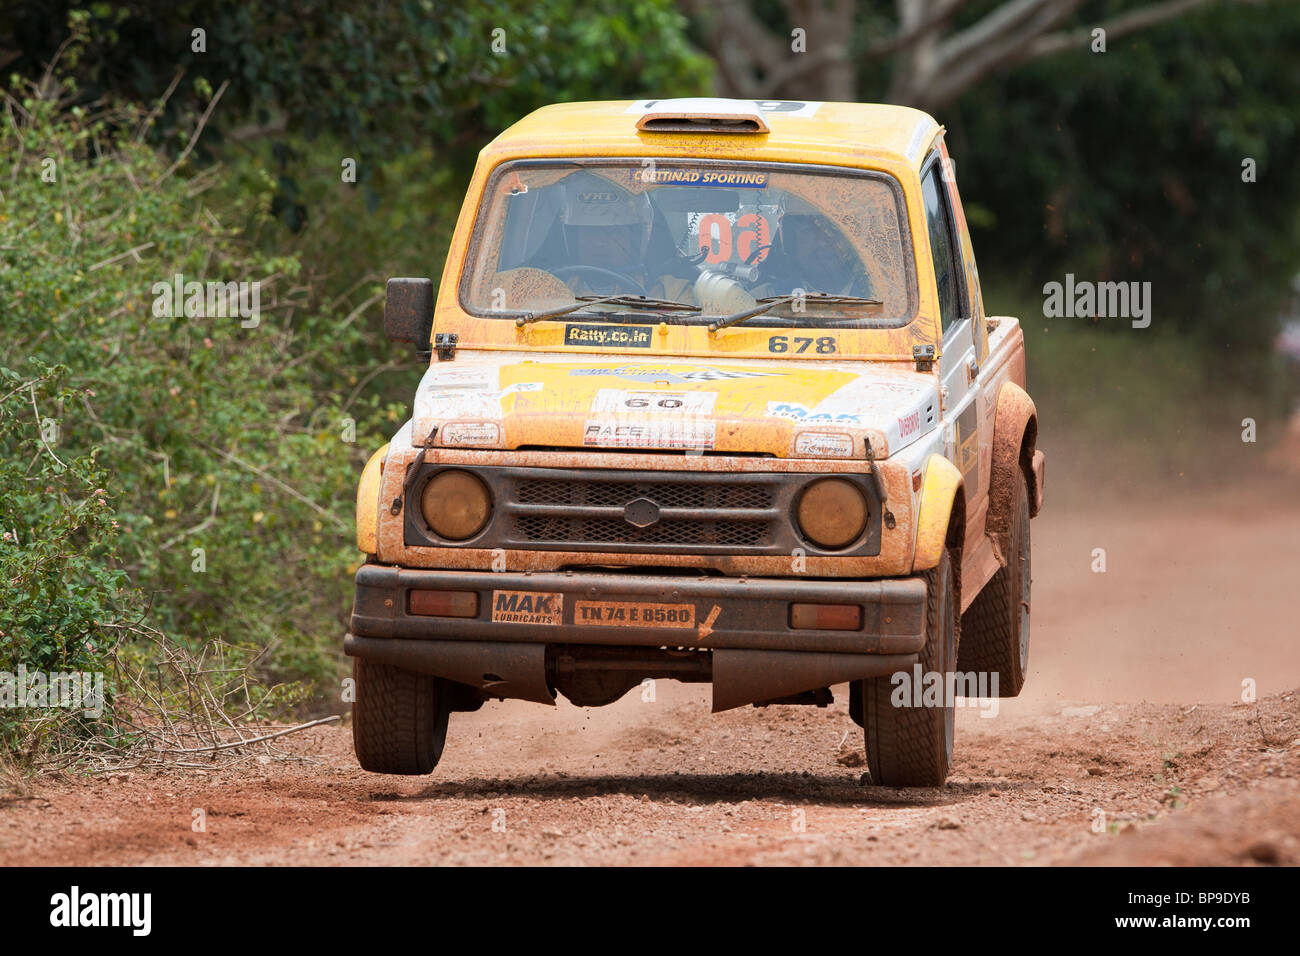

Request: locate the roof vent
(635, 98), (770, 134)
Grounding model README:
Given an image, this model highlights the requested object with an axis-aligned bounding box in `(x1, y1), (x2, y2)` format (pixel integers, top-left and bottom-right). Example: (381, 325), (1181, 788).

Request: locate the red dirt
(2, 477), (1298, 866)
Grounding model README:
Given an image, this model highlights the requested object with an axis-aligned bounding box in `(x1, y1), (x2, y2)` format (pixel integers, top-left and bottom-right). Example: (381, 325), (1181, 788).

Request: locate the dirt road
(3, 475), (1298, 866)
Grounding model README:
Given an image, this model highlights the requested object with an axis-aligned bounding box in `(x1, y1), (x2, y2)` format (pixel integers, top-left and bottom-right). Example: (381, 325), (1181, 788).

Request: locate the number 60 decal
(698, 214), (771, 264)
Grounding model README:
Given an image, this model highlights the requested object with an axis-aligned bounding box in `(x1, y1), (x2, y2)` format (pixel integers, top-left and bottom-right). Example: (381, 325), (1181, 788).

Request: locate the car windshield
(460, 160), (916, 328)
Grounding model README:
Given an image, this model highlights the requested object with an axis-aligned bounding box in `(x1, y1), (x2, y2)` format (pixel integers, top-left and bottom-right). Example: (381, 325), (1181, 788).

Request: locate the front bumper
(348, 564), (926, 656)
(345, 564), (928, 711)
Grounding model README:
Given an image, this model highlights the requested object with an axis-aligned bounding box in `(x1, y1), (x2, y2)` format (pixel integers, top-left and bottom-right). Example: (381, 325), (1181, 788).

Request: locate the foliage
(943, 2), (1300, 361)
(0, 78), (390, 696)
(4, 0), (712, 225)
(0, 365), (123, 751)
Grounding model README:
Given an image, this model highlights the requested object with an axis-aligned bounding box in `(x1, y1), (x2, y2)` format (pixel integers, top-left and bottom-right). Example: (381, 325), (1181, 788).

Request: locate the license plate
(574, 600), (696, 628)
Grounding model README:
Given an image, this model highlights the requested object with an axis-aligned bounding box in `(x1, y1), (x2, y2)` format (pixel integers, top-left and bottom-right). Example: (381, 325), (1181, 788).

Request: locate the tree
(681, 0), (1245, 110)
(2, 0), (711, 223)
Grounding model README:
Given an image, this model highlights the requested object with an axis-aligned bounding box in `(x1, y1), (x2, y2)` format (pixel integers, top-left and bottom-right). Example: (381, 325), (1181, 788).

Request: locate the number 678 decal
(768, 335), (837, 354)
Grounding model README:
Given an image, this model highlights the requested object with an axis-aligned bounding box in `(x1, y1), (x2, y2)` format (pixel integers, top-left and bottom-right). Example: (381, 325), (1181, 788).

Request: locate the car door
(921, 153), (981, 516)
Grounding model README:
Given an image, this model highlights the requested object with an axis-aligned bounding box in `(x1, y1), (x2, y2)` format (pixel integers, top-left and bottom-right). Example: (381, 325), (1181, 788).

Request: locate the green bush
(0, 77), (392, 702)
(0, 365), (123, 749)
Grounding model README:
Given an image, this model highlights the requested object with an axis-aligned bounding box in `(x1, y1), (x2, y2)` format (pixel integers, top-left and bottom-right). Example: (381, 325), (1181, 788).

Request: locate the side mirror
(384, 278), (434, 353)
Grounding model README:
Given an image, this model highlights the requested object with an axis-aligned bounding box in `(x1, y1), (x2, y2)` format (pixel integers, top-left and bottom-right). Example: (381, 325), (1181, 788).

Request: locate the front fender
(356, 443), (389, 555)
(913, 454), (964, 572)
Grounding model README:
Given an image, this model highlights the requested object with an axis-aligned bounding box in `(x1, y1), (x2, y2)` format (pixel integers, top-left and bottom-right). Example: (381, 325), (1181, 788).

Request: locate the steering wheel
(552, 264), (647, 297)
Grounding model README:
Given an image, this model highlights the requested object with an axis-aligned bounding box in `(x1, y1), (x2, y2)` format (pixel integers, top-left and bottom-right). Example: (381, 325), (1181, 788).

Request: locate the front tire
(352, 658), (451, 775)
(860, 548), (958, 787)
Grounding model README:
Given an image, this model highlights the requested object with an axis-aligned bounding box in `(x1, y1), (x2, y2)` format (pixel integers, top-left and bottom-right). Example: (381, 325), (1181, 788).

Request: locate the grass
(985, 284), (1296, 498)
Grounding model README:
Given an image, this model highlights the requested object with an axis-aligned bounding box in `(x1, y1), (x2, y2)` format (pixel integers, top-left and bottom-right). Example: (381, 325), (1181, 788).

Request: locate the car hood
(410, 352), (938, 459)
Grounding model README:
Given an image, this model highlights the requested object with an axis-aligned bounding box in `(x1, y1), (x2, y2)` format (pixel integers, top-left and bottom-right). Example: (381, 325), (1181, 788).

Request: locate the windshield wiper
(515, 294), (629, 327)
(708, 293), (883, 333)
(576, 294), (700, 314)
(515, 294), (700, 327)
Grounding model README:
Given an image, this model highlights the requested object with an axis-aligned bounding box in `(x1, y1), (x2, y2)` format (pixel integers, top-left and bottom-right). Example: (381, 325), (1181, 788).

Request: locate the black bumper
(348, 564), (926, 656)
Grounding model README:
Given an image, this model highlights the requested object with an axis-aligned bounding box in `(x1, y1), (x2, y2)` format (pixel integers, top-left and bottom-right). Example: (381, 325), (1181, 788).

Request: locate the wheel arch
(914, 454), (965, 575)
(356, 443), (390, 556)
(988, 383), (1039, 542)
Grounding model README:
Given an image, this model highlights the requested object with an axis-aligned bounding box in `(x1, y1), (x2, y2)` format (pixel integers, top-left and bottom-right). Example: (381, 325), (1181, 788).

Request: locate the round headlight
(421, 470), (491, 541)
(796, 478), (868, 549)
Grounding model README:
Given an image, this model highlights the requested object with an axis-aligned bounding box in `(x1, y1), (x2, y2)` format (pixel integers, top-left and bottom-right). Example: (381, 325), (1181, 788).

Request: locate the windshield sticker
(583, 420), (715, 450)
(692, 212), (772, 265)
(635, 168), (769, 188)
(590, 389), (717, 415)
(565, 324), (653, 348)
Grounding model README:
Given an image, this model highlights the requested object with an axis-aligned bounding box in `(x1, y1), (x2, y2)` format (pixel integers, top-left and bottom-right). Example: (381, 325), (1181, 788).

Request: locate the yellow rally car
(346, 98), (1045, 787)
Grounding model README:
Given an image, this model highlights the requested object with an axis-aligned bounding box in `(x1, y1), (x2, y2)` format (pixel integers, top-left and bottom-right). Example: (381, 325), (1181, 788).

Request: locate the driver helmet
(559, 171), (654, 270)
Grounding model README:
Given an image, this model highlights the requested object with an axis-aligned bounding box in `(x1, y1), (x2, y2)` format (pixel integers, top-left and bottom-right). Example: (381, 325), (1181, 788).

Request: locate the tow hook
(390, 431), (437, 515)
(864, 437), (895, 529)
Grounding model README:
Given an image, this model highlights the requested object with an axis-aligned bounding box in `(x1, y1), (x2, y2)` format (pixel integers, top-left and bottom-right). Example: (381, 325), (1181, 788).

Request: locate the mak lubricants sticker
(491, 591), (563, 625)
(565, 324), (653, 348)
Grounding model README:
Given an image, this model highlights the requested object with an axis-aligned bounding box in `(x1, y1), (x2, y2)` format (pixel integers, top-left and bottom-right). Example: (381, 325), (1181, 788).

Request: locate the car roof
(483, 98), (943, 172)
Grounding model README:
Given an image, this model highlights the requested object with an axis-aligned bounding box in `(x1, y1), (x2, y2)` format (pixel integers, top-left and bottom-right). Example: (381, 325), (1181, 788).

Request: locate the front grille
(516, 478), (773, 511)
(515, 513), (772, 548)
(509, 474), (780, 553)
(403, 465), (883, 557)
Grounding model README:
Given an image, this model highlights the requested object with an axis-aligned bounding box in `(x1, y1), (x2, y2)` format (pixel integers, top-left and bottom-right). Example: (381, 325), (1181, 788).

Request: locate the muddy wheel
(860, 548), (957, 787)
(959, 469), (1030, 696)
(352, 658), (451, 775)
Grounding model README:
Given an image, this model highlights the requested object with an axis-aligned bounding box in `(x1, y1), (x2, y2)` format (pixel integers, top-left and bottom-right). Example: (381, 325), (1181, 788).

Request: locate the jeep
(346, 97), (1045, 787)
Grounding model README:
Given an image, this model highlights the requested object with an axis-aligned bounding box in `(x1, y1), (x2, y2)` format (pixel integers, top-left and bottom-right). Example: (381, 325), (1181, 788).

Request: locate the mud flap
(711, 649), (917, 713)
(344, 635), (555, 705)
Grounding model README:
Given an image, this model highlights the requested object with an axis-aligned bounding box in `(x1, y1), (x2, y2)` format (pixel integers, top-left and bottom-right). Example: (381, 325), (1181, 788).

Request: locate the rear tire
(352, 658), (451, 775)
(959, 469), (1031, 696)
(860, 548), (958, 787)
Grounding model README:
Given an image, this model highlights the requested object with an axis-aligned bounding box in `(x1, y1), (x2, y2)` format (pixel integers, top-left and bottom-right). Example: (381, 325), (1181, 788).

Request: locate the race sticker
(575, 601), (696, 628)
(426, 368), (497, 390)
(582, 420), (715, 450)
(897, 409), (922, 438)
(491, 591), (563, 625)
(590, 389), (717, 415)
(624, 99), (823, 119)
(767, 401), (862, 424)
(565, 324), (653, 348)
(794, 431), (854, 458)
(569, 366), (781, 383)
(440, 421), (500, 446)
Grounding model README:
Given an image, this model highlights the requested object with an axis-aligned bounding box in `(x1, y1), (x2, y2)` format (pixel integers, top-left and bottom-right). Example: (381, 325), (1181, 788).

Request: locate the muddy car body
(346, 98), (1045, 786)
